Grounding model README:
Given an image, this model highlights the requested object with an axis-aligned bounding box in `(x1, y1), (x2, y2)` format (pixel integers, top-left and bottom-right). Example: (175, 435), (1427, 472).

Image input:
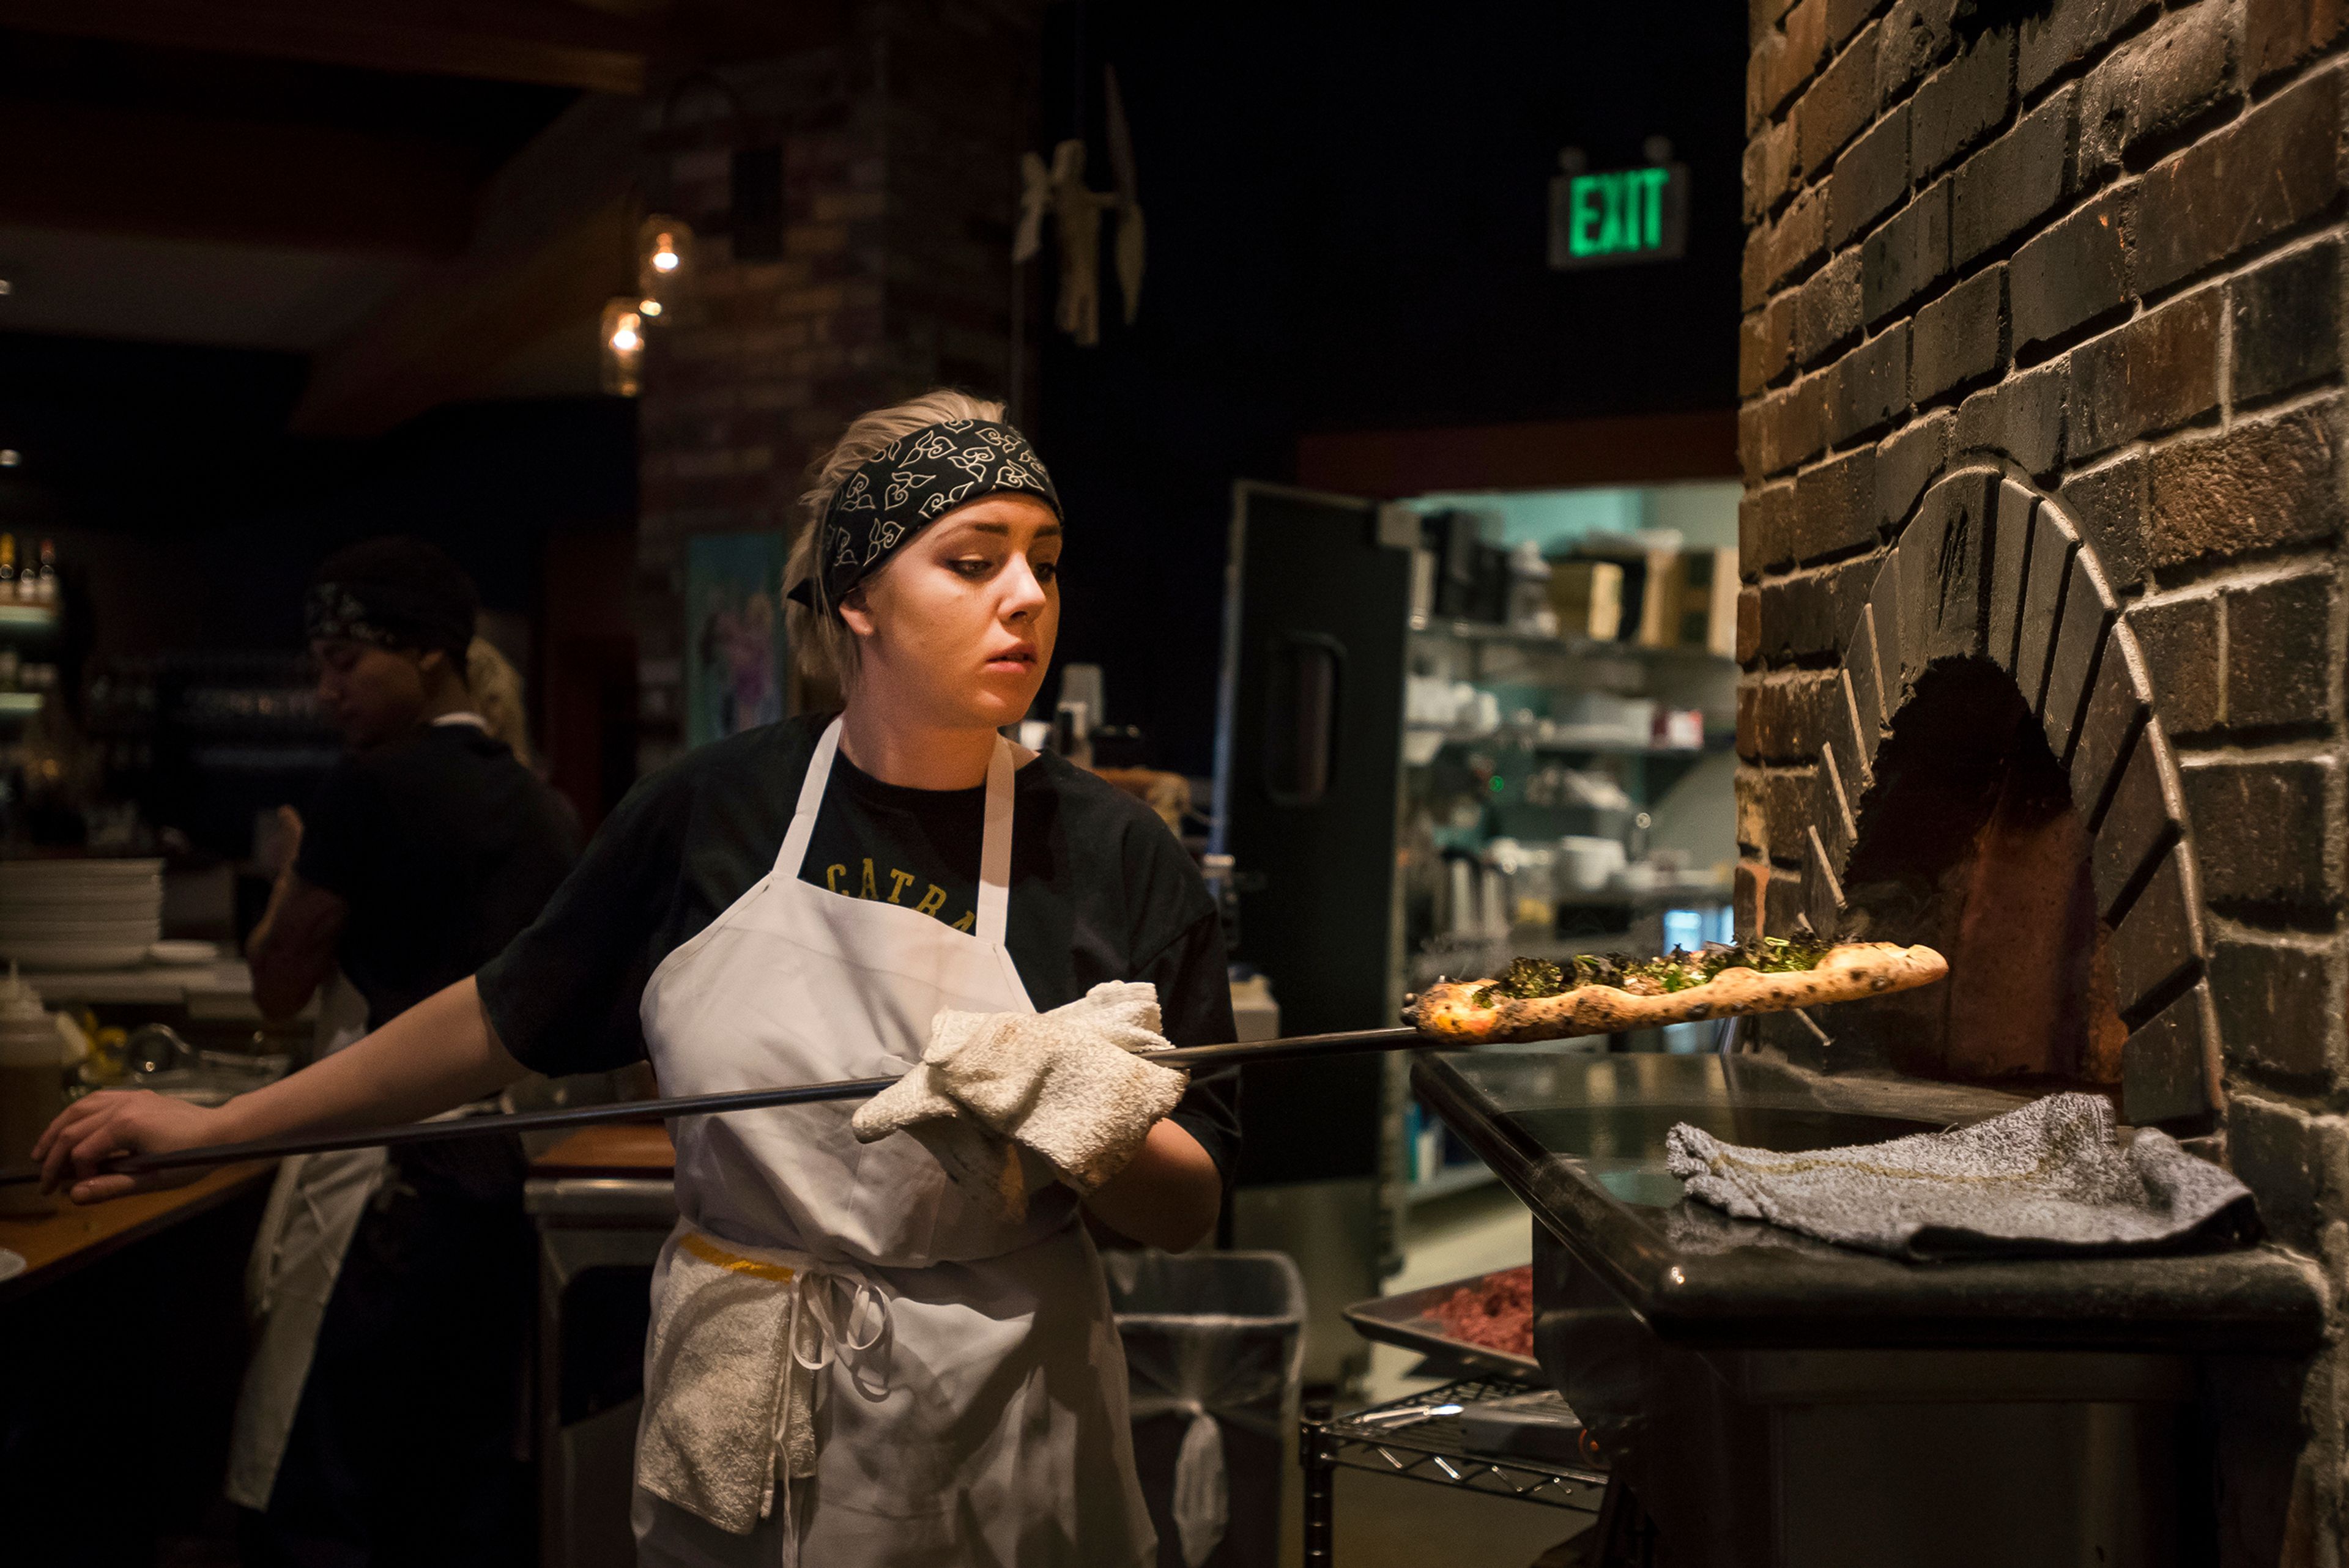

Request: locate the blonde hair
(467, 637), (532, 767)
(784, 388), (1006, 690)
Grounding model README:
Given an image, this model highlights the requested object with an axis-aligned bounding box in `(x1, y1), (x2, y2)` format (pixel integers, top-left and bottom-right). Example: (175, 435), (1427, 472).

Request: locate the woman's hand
(33, 1090), (227, 1205)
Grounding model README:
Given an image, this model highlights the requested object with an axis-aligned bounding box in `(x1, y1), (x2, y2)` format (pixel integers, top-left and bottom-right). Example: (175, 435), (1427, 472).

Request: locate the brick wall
(1742, 0), (2348, 1551)
(633, 0), (1039, 767)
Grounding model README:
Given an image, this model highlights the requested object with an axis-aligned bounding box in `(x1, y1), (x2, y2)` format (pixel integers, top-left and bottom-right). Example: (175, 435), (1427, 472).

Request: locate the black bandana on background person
(787, 420), (1061, 615)
(305, 536), (480, 664)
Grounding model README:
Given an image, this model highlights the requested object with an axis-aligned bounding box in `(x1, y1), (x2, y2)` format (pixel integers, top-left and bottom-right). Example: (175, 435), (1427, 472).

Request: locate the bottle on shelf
(0, 534), (16, 602)
(33, 539), (54, 606)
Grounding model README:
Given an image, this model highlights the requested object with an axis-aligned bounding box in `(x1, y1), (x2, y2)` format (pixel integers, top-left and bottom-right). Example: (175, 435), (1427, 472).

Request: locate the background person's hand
(32, 1090), (225, 1204)
(269, 804), (305, 878)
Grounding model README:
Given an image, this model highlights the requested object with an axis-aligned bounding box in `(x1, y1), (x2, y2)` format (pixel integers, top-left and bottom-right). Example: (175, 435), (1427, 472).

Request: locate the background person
(231, 537), (580, 1567)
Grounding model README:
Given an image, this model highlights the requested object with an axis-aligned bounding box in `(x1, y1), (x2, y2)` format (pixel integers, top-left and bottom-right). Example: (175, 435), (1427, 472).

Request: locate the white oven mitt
(852, 982), (1189, 1204)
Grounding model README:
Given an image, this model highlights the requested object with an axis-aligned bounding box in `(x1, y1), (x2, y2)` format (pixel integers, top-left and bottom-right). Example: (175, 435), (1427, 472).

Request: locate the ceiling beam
(289, 94), (644, 437)
(0, 0), (653, 94)
(0, 99), (479, 256)
(289, 196), (636, 436)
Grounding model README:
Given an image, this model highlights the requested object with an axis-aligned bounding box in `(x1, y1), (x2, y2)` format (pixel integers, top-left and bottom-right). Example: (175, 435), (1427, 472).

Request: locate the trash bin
(1105, 1249), (1308, 1568)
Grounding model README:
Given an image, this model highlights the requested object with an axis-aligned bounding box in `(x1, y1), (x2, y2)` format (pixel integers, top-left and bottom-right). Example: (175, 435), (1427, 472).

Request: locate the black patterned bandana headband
(304, 582), (473, 661)
(787, 418), (1061, 614)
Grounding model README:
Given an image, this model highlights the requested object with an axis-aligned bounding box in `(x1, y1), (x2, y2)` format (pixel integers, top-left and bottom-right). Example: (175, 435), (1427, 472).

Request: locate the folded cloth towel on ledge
(1665, 1092), (2259, 1262)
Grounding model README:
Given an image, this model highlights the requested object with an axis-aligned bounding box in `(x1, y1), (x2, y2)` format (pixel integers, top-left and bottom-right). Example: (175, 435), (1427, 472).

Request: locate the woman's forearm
(1083, 1119), (1222, 1252)
(40, 975), (532, 1201)
(218, 977), (525, 1144)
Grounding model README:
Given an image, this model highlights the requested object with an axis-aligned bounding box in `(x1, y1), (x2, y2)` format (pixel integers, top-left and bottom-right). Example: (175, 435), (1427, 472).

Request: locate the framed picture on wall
(685, 531), (789, 748)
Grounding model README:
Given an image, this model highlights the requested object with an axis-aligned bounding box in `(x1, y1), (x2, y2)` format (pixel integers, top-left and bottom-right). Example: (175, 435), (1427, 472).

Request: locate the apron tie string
(789, 1268), (891, 1374)
(776, 1260), (890, 1567)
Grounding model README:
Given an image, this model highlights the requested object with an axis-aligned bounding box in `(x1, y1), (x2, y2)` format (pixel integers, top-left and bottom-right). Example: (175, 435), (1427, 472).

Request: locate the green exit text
(1548, 161), (1688, 271)
(1569, 168), (1671, 257)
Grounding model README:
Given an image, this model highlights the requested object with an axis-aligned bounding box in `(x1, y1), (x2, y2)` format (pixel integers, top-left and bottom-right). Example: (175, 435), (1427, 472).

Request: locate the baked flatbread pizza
(1411, 938), (1948, 1044)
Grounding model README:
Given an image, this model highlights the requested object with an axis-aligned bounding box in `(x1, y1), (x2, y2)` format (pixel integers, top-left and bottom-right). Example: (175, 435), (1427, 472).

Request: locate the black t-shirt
(297, 720), (581, 1199)
(477, 714), (1242, 1185)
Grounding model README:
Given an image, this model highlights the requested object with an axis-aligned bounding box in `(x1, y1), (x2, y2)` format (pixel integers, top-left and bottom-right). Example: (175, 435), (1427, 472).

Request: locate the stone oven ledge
(1412, 1049), (2325, 1353)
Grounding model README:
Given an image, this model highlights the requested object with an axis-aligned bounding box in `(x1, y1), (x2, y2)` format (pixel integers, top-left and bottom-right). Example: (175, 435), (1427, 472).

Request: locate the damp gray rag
(1665, 1092), (2258, 1261)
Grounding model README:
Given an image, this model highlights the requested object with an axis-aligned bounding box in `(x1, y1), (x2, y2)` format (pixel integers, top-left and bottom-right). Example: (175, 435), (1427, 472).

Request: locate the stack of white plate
(0, 859), (165, 970)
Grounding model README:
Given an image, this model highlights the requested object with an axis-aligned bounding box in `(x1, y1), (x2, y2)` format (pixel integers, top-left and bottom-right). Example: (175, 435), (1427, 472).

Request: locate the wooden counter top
(530, 1124), (675, 1177)
(0, 1160), (275, 1303)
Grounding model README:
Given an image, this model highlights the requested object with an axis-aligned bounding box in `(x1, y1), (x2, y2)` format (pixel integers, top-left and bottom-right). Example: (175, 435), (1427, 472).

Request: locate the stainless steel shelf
(1305, 1374), (1608, 1514)
(1409, 616), (1734, 663)
(1405, 723), (1732, 759)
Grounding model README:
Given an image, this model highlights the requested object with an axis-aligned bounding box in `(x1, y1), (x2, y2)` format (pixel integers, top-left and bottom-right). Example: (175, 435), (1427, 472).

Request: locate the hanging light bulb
(601, 298), (645, 396)
(636, 215), (696, 313)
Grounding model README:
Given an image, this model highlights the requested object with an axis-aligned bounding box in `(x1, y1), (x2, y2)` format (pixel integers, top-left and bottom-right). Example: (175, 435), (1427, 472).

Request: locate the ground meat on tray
(1427, 1265), (1534, 1358)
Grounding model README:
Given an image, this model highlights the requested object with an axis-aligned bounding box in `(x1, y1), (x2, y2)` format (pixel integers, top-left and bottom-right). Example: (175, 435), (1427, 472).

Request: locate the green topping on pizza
(1467, 937), (1835, 1009)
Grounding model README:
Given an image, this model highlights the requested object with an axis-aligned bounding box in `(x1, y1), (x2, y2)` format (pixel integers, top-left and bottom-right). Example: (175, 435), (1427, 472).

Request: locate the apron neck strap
(777, 717), (1017, 946)
(974, 737), (1014, 944)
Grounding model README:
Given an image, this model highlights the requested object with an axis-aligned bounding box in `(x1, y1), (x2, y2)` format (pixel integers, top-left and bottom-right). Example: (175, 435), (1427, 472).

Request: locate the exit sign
(1548, 161), (1689, 270)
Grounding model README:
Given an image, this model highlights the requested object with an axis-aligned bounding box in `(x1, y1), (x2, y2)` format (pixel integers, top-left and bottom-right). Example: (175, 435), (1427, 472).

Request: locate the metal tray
(1343, 1268), (1542, 1381)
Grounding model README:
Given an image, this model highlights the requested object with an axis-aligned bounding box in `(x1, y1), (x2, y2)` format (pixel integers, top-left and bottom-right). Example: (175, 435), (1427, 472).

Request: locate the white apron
(631, 717), (1156, 1568)
(225, 971), (382, 1511)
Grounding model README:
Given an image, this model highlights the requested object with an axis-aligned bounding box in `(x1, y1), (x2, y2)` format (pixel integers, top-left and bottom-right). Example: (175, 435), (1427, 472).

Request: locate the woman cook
(39, 389), (1242, 1567)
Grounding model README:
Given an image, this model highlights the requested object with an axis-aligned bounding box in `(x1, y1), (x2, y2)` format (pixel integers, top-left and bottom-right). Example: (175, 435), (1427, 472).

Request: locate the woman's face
(841, 493), (1061, 730)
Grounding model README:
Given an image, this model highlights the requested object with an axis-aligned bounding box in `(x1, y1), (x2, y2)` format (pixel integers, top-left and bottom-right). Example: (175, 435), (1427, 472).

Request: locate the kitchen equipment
(1445, 854), (1479, 938)
(1655, 708), (1705, 749)
(1216, 484), (1413, 1194)
(1299, 1375), (1609, 1554)
(1, 940), (158, 970)
(0, 1023), (1427, 1186)
(1107, 1249), (1306, 1568)
(1425, 509), (1507, 622)
(1558, 835), (1628, 892)
(1356, 1401), (1466, 1427)
(1052, 700), (1092, 764)
(1341, 1270), (1542, 1381)
(1510, 843), (1557, 931)
(1457, 1389), (1591, 1465)
(0, 966), (62, 1216)
(127, 1024), (191, 1077)
(1059, 664), (1105, 730)
(1479, 860), (1513, 940)
(0, 859), (165, 970)
(4, 941), (1942, 1188)
(111, 1025), (289, 1107)
(527, 1144), (675, 1568)
(1505, 541), (1555, 636)
(1408, 547), (1437, 621)
(1547, 558), (1625, 641)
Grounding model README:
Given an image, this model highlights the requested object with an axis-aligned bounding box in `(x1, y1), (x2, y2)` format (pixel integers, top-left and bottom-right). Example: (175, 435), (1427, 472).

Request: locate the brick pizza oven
(1740, 0), (2348, 1553)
